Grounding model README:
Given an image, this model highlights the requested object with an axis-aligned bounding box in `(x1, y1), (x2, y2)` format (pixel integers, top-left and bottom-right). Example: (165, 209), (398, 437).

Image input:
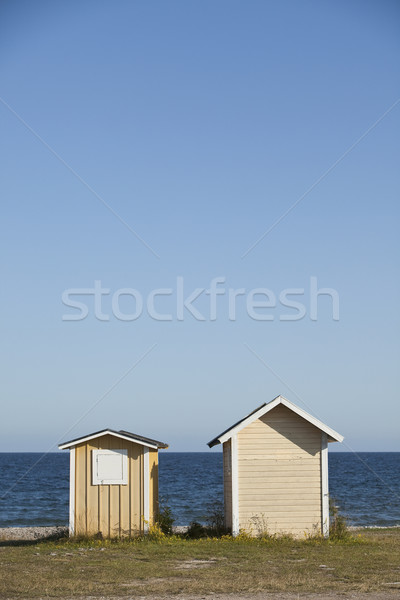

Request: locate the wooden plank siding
(237, 404), (322, 537)
(149, 449), (159, 524)
(222, 440), (232, 530)
(74, 434), (156, 537)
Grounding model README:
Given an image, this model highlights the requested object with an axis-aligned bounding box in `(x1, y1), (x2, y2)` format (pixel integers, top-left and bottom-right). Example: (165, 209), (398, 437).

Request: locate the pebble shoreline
(0, 525), (189, 541)
(0, 526), (69, 541)
(1, 524), (396, 541)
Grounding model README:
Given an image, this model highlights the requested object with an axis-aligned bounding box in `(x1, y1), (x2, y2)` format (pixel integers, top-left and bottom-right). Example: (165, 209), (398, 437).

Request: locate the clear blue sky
(1, 0), (399, 452)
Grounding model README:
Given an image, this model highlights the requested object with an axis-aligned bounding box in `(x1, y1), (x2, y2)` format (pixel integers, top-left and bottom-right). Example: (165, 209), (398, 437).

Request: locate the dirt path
(27, 593), (399, 600)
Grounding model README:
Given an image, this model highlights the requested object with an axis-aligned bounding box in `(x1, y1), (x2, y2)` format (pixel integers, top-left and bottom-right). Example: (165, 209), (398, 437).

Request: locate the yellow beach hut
(59, 429), (168, 537)
(208, 395), (343, 538)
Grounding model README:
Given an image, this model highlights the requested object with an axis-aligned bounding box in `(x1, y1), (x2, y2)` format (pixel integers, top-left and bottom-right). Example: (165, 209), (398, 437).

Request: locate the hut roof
(59, 428), (169, 450)
(207, 395), (343, 447)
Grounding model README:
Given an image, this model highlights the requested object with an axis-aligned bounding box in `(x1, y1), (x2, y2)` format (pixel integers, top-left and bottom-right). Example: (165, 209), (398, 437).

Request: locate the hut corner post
(69, 448), (75, 536)
(231, 433), (239, 536)
(321, 432), (329, 538)
(143, 447), (150, 533)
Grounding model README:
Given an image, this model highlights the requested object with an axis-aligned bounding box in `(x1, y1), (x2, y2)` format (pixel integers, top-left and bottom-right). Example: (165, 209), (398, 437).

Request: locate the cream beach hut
(208, 396), (343, 537)
(59, 429), (168, 537)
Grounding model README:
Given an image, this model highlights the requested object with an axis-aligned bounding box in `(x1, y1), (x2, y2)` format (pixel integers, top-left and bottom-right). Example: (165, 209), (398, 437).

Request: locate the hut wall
(222, 440), (232, 530)
(237, 404), (322, 536)
(149, 448), (159, 523)
(74, 434), (150, 537)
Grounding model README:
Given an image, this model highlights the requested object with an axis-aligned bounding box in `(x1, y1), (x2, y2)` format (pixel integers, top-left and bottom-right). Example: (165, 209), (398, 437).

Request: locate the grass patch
(0, 528), (399, 597)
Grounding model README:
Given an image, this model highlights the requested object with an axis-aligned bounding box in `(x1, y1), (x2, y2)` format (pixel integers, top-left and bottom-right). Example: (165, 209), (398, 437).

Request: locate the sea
(0, 452), (399, 528)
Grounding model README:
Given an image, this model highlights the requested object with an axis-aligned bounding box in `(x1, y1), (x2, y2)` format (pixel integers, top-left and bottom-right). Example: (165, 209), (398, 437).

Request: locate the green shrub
(205, 501), (227, 536)
(186, 521), (206, 538)
(329, 497), (349, 540)
(156, 500), (175, 535)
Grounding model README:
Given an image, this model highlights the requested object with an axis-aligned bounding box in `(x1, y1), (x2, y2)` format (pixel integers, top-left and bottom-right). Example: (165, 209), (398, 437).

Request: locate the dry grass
(0, 528), (399, 598)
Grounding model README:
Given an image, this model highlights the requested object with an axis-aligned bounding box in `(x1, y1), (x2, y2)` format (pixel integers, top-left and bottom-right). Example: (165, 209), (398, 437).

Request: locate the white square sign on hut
(92, 449), (128, 485)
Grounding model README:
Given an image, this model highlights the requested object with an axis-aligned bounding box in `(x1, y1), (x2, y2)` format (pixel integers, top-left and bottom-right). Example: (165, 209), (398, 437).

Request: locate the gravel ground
(0, 525), (189, 541)
(0, 525), (68, 541)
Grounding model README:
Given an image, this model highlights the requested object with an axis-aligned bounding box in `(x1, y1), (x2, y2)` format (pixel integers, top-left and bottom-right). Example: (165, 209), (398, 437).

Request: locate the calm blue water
(0, 452), (399, 528)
